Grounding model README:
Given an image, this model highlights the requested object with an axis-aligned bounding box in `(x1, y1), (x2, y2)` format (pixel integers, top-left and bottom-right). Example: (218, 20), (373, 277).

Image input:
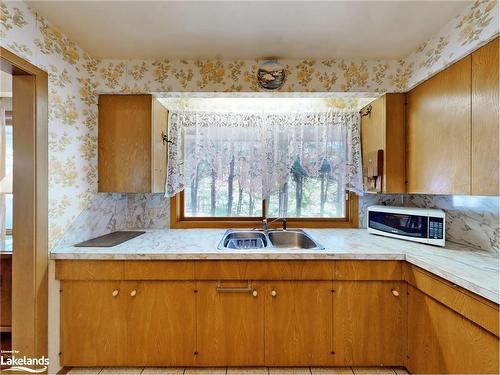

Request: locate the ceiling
(27, 1), (470, 60)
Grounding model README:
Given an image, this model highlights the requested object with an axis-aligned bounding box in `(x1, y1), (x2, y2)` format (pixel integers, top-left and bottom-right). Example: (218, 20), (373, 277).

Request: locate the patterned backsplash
(59, 192), (499, 255)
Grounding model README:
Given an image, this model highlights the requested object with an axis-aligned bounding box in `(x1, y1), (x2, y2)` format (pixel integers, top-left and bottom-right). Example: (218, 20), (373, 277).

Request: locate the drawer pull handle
(112, 289), (119, 297)
(391, 289), (400, 297)
(130, 289), (137, 297)
(216, 280), (253, 293)
(271, 289), (277, 298)
(252, 289), (258, 297)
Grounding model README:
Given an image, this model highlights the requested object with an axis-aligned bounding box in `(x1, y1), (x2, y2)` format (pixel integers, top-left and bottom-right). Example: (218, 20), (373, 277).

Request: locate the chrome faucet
(261, 217), (287, 233)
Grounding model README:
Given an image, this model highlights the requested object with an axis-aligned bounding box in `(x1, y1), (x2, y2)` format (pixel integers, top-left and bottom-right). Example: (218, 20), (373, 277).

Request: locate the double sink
(218, 229), (324, 250)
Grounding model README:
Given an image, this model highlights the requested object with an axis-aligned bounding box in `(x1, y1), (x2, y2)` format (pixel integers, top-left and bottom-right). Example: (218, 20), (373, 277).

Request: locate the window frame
(170, 191), (358, 228)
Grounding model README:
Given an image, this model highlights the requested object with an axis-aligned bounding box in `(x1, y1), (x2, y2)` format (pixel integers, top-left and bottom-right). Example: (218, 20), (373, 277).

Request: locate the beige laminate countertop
(50, 228), (500, 304)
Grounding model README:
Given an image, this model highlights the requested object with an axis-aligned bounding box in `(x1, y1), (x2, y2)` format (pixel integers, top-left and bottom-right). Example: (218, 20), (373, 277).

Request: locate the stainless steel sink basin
(218, 229), (324, 250)
(267, 229), (324, 250)
(218, 230), (269, 249)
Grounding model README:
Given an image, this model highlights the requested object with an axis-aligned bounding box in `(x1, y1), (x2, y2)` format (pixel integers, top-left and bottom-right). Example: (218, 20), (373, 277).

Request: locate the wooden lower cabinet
(58, 260), (499, 372)
(60, 281), (127, 366)
(265, 281), (333, 366)
(407, 286), (499, 374)
(196, 281), (265, 366)
(60, 281), (196, 366)
(333, 281), (406, 366)
(127, 281), (196, 366)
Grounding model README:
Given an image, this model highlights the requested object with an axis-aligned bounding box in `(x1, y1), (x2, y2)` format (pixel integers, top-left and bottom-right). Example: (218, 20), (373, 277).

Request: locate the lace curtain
(165, 110), (363, 199)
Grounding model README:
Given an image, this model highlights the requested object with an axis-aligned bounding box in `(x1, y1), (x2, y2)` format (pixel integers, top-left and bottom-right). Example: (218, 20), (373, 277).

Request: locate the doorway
(0, 48), (48, 367)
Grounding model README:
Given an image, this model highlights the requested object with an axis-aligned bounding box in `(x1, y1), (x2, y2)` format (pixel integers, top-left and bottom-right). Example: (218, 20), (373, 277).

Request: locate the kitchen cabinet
(406, 37), (499, 195)
(196, 281), (265, 366)
(407, 285), (499, 374)
(98, 94), (168, 193)
(60, 281), (127, 366)
(406, 56), (472, 194)
(60, 280), (196, 366)
(265, 281), (333, 366)
(57, 259), (499, 371)
(472, 38), (499, 196)
(126, 281), (196, 366)
(361, 94), (406, 193)
(0, 254), (12, 331)
(333, 281), (406, 366)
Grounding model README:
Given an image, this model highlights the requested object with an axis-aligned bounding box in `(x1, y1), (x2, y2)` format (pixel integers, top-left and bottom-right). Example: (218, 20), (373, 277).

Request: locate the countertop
(51, 228), (500, 304)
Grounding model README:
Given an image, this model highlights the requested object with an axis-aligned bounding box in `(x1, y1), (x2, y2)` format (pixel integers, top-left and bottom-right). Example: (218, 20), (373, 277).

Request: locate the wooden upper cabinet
(406, 56), (472, 194)
(361, 93), (406, 193)
(472, 38), (499, 196)
(98, 94), (168, 193)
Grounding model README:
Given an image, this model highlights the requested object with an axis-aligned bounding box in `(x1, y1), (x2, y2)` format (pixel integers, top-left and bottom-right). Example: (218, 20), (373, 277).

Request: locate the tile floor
(65, 367), (410, 375)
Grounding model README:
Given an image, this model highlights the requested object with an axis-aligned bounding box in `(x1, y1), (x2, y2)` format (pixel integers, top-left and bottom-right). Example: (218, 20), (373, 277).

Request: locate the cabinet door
(407, 57), (471, 194)
(472, 38), (499, 196)
(333, 281), (405, 366)
(196, 281), (265, 366)
(126, 281), (196, 366)
(60, 281), (127, 366)
(407, 285), (499, 374)
(265, 281), (333, 366)
(98, 94), (152, 193)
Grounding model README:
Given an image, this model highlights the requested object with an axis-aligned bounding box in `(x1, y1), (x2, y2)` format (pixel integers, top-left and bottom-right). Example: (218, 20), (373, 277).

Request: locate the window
(3, 123), (13, 251)
(183, 158), (346, 219)
(165, 97), (363, 228)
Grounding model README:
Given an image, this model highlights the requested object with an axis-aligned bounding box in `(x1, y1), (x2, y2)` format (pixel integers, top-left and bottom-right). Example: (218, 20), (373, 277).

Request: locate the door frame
(1, 48), (48, 361)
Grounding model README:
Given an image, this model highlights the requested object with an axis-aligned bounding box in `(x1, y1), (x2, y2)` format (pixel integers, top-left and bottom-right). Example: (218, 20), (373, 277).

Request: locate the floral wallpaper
(0, 0), (498, 249)
(406, 0), (499, 89)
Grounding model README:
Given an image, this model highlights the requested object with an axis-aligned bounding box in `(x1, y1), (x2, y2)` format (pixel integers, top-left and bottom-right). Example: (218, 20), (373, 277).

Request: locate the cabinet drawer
(334, 261), (402, 280)
(195, 261), (334, 280)
(123, 261), (195, 280)
(405, 265), (499, 336)
(56, 260), (124, 280)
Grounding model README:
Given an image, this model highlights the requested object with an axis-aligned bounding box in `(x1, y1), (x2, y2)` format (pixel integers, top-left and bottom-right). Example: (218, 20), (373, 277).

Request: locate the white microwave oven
(367, 205), (446, 247)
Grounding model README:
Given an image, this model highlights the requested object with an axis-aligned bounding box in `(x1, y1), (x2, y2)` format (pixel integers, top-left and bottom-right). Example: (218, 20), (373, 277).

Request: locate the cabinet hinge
(330, 289), (335, 293)
(194, 289), (198, 293)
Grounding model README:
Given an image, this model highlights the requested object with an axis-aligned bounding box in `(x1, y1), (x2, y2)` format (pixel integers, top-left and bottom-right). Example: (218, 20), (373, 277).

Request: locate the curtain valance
(165, 110), (363, 199)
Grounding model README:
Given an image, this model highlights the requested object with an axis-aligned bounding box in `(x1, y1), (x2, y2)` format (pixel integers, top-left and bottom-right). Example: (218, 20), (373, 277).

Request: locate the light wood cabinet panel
(361, 93), (406, 193)
(127, 281), (196, 366)
(265, 281), (333, 366)
(196, 281), (265, 366)
(405, 265), (499, 336)
(334, 260), (402, 280)
(407, 285), (499, 374)
(98, 95), (168, 193)
(333, 281), (406, 366)
(60, 281), (127, 366)
(472, 38), (499, 196)
(407, 56), (472, 194)
(195, 260), (333, 280)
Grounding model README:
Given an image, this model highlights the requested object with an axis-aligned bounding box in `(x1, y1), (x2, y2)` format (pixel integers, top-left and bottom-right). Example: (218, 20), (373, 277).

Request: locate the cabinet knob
(252, 289), (258, 297)
(112, 289), (119, 297)
(271, 289), (277, 297)
(130, 289), (137, 297)
(391, 289), (400, 297)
